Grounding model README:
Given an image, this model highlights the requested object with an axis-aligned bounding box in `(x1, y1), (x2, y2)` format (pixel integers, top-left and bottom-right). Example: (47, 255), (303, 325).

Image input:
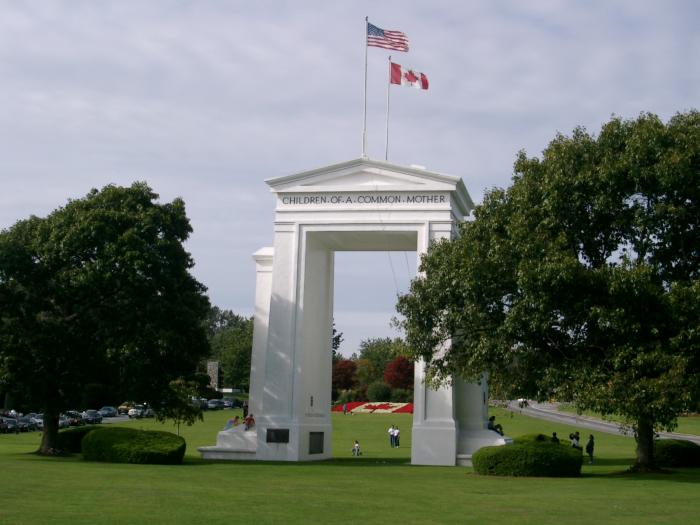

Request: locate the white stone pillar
(254, 227), (334, 461)
(411, 221), (458, 465)
(248, 247), (274, 421)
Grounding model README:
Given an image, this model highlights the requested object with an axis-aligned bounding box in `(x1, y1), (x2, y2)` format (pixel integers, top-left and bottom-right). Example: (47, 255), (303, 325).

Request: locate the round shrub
(473, 440), (583, 477)
(81, 427), (186, 465)
(57, 426), (98, 453)
(390, 388), (413, 403)
(366, 381), (392, 402)
(655, 439), (700, 468)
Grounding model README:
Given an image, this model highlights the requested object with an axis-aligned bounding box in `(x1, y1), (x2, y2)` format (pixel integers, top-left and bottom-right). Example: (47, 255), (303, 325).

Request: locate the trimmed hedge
(655, 439), (700, 468)
(473, 438), (583, 477)
(81, 427), (186, 465)
(390, 388), (413, 403)
(57, 426), (97, 454)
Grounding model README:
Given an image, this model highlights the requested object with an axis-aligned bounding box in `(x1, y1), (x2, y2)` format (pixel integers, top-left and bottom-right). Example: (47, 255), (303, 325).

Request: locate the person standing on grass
(586, 435), (595, 464)
(388, 425), (395, 447)
(343, 403), (348, 415)
(352, 440), (361, 456)
(394, 427), (400, 448)
(571, 432), (581, 449)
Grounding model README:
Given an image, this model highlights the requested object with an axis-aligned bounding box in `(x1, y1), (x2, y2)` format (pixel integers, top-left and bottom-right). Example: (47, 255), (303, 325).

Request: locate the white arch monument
(199, 158), (508, 465)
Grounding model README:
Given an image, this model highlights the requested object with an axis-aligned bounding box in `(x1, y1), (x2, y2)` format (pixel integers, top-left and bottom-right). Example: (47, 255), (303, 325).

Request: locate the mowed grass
(0, 407), (698, 525)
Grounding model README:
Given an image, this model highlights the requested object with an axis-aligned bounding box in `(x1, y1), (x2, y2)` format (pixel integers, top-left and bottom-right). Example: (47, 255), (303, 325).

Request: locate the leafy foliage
(397, 112), (700, 469)
(333, 360), (357, 392)
(366, 381), (392, 402)
(654, 439), (700, 468)
(81, 427), (186, 464)
(389, 388), (413, 403)
(0, 183), (211, 453)
(207, 310), (253, 390)
(472, 440), (583, 477)
(156, 379), (204, 436)
(56, 426), (98, 454)
(331, 321), (344, 363)
(383, 356), (414, 390)
(357, 338), (408, 386)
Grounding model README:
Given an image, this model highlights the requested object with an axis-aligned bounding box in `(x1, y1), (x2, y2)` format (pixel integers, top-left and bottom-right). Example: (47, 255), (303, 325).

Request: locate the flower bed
(332, 402), (413, 414)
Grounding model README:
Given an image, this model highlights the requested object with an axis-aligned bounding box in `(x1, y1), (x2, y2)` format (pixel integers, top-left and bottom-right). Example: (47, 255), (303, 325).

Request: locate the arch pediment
(266, 158), (474, 218)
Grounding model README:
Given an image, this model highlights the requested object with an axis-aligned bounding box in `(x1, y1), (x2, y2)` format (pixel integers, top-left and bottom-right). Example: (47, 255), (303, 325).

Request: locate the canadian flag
(390, 62), (429, 90)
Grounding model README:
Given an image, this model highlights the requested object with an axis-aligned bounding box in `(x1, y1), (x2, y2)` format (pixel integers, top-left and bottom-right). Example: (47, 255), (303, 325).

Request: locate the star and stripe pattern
(367, 22), (409, 52)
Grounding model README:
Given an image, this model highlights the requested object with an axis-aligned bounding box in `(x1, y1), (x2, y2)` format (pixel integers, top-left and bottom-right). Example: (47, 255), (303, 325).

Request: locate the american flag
(367, 22), (409, 52)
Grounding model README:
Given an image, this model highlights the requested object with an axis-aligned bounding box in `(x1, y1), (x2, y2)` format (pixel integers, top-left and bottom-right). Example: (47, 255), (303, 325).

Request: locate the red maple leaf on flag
(403, 70), (418, 84)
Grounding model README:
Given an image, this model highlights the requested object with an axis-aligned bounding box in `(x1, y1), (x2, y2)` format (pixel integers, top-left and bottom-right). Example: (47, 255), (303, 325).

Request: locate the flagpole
(362, 16), (369, 159)
(385, 55), (391, 161)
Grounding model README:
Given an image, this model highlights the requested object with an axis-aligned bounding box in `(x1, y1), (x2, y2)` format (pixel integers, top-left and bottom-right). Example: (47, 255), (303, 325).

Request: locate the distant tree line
(332, 337), (414, 403)
(205, 306), (253, 392)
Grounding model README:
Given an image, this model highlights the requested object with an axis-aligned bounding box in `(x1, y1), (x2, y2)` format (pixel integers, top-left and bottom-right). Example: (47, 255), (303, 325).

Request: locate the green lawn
(556, 403), (700, 436)
(0, 408), (698, 525)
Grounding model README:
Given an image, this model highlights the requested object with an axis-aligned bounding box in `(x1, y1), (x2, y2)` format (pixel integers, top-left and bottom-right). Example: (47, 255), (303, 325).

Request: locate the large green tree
(397, 112), (700, 470)
(207, 308), (253, 391)
(0, 183), (211, 453)
(356, 337), (407, 387)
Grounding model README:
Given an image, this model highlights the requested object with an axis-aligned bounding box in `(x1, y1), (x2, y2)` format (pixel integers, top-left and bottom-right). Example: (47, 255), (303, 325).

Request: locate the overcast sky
(1, 1), (698, 355)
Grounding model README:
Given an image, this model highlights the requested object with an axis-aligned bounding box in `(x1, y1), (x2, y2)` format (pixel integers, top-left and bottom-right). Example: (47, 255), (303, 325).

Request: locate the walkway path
(505, 401), (700, 445)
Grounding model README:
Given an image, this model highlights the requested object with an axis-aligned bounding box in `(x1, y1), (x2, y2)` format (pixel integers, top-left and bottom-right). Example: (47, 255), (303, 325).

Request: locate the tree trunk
(633, 417), (656, 471)
(39, 410), (60, 454)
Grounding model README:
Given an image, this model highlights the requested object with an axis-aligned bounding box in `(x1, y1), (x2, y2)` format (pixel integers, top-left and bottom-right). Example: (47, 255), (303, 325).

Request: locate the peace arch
(200, 158), (508, 465)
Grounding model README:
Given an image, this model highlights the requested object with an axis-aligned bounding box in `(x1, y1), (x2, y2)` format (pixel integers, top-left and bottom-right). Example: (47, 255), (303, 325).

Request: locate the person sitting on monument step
(244, 413), (255, 431)
(487, 415), (504, 436)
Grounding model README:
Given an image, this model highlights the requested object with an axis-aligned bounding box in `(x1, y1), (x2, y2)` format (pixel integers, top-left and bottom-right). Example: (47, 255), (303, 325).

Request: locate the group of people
(488, 414), (596, 464)
(387, 425), (401, 447)
(552, 431), (595, 463)
(223, 413), (256, 431)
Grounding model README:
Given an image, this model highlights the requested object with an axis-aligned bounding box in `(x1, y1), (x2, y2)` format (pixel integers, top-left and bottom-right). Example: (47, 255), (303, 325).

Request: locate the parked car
(207, 399), (225, 410)
(98, 406), (118, 418)
(63, 411), (84, 426)
(81, 409), (103, 424)
(191, 397), (208, 410)
(17, 416), (37, 432)
(29, 413), (44, 430)
(1, 417), (19, 434)
(128, 405), (145, 418)
(118, 401), (135, 415)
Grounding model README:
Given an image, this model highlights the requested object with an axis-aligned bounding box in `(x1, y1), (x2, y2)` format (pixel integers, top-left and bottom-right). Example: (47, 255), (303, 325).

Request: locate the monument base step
(456, 453), (472, 467)
(198, 446), (257, 461)
(199, 428), (258, 460)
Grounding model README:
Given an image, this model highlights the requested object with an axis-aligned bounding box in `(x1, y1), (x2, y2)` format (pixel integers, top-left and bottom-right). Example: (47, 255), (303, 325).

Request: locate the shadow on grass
(184, 456), (412, 468)
(594, 467), (700, 484)
(586, 457), (635, 466)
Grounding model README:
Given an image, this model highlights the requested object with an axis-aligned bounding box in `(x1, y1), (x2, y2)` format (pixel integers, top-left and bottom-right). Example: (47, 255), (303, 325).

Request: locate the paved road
(505, 401), (700, 445)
